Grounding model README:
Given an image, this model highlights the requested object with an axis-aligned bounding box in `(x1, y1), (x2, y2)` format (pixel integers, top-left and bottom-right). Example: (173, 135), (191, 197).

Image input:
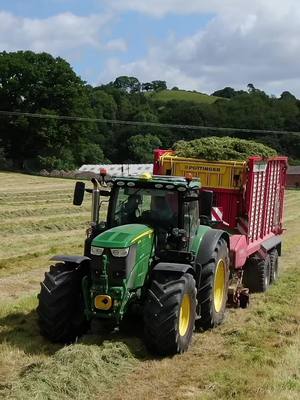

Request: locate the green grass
(0, 172), (299, 400)
(0, 172), (104, 277)
(0, 296), (139, 400)
(148, 89), (222, 104)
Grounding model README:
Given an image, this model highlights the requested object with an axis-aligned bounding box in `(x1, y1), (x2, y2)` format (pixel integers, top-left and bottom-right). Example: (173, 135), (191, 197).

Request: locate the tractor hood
(92, 224), (153, 248)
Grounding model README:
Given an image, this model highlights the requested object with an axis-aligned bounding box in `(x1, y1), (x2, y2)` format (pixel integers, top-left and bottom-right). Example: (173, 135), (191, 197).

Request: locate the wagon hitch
(227, 270), (250, 309)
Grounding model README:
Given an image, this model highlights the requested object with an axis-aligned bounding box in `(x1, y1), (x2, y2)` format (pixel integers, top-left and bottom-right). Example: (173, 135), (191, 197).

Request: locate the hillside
(0, 172), (299, 400)
(1, 52), (300, 170)
(148, 89), (222, 104)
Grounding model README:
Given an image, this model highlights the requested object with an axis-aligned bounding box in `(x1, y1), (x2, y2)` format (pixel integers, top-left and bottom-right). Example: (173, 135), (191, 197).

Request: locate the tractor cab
(104, 173), (201, 254)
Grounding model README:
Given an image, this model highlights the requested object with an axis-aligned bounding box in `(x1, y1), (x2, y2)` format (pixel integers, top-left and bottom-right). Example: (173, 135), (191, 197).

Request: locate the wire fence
(1, 110), (300, 136)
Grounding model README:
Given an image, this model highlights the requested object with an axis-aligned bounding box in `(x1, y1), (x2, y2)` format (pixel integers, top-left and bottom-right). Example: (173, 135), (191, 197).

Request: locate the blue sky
(0, 0), (212, 86)
(0, 1), (300, 95)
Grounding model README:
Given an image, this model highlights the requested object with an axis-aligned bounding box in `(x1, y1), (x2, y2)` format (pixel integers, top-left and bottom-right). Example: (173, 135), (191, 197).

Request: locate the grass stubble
(0, 173), (299, 400)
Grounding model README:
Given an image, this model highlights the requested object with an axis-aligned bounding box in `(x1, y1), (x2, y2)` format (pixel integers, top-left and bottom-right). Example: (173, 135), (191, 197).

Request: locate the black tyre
(37, 262), (89, 343)
(196, 238), (229, 330)
(269, 249), (279, 284)
(144, 272), (196, 355)
(242, 255), (271, 293)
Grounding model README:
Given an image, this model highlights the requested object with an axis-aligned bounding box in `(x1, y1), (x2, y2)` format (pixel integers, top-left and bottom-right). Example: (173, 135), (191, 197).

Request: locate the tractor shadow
(0, 309), (62, 356)
(0, 309), (159, 361)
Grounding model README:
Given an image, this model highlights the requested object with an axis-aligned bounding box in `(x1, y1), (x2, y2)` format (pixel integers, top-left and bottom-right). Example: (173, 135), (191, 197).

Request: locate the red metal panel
(245, 157), (287, 245)
(230, 234), (248, 268)
(276, 160), (287, 234)
(267, 161), (279, 235)
(153, 149), (172, 175)
(201, 188), (243, 229)
(262, 161), (272, 237)
(154, 150), (288, 268)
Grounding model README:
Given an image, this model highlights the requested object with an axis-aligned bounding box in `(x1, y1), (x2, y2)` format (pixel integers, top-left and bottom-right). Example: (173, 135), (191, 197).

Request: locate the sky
(0, 0), (300, 96)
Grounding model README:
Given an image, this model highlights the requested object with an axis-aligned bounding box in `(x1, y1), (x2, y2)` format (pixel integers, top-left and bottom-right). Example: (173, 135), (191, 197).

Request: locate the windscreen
(111, 187), (178, 230)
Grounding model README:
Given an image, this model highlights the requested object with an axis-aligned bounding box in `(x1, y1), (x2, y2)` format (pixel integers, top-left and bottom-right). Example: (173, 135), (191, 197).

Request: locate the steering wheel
(138, 210), (175, 232)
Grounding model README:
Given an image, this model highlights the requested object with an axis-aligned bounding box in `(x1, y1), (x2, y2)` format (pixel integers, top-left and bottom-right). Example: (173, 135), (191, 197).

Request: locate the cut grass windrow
(0, 173), (299, 400)
(0, 214), (90, 235)
(0, 233), (85, 277)
(0, 295), (138, 400)
(0, 261), (298, 400)
(0, 205), (90, 220)
(0, 172), (105, 278)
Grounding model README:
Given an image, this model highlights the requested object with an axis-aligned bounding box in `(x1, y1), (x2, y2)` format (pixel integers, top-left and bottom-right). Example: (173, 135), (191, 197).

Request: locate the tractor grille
(90, 246), (137, 286)
(90, 254), (104, 281)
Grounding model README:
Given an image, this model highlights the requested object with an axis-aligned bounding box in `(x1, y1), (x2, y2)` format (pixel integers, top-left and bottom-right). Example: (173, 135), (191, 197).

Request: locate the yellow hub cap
(214, 259), (226, 313)
(179, 294), (191, 336)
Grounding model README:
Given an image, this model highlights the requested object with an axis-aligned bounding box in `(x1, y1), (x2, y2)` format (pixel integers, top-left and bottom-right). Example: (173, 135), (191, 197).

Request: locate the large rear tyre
(196, 238), (229, 330)
(37, 262), (89, 343)
(242, 255), (271, 293)
(269, 249), (279, 284)
(144, 272), (196, 355)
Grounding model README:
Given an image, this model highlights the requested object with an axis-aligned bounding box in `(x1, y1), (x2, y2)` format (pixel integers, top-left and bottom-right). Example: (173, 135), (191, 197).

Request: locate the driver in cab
(143, 195), (177, 230)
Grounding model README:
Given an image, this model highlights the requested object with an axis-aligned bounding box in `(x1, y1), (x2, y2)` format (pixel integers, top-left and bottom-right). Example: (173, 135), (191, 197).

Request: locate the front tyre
(37, 262), (89, 343)
(144, 272), (196, 355)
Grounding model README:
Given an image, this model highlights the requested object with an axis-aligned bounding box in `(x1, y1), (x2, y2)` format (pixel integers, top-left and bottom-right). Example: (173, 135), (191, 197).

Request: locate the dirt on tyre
(269, 248), (279, 284)
(196, 238), (230, 330)
(242, 255), (271, 293)
(144, 272), (196, 355)
(37, 262), (90, 343)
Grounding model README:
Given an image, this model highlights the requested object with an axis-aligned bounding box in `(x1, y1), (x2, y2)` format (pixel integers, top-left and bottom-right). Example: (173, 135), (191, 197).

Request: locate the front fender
(50, 255), (91, 266)
(152, 262), (195, 276)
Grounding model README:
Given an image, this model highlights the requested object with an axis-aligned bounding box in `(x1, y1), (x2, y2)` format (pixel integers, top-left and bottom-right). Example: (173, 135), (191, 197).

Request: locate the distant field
(0, 172), (299, 400)
(148, 89), (222, 104)
(0, 172), (91, 279)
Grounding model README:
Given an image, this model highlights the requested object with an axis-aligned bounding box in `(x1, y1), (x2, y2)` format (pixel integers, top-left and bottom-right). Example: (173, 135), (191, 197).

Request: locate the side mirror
(200, 190), (213, 217)
(73, 181), (85, 205)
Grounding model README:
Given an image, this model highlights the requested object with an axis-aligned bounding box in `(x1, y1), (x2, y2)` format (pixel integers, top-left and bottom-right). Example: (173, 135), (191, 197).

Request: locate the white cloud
(104, 38), (127, 52)
(101, 0), (300, 96)
(107, 0), (283, 18)
(106, 0), (238, 17)
(0, 11), (122, 55)
(1, 2), (300, 95)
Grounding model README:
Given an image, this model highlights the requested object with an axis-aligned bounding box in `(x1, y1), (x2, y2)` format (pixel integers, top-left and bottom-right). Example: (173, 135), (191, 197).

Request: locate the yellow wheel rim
(179, 294), (191, 336)
(214, 259), (226, 313)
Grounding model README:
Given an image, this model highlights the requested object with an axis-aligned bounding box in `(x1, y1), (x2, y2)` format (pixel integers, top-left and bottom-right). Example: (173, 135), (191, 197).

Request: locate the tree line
(0, 51), (300, 171)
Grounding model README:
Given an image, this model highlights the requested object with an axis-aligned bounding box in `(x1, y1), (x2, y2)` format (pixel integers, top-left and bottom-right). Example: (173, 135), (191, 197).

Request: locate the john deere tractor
(37, 172), (230, 355)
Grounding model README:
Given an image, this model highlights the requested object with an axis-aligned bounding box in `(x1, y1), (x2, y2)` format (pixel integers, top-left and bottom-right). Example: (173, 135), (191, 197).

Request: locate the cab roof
(108, 174), (201, 191)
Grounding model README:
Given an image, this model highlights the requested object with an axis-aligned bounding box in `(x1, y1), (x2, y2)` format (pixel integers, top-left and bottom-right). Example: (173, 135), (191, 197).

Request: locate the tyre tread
(37, 262), (89, 343)
(196, 238), (229, 330)
(144, 273), (196, 355)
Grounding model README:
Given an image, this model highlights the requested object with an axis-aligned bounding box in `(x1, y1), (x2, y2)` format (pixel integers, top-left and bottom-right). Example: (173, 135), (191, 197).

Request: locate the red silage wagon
(154, 149), (288, 302)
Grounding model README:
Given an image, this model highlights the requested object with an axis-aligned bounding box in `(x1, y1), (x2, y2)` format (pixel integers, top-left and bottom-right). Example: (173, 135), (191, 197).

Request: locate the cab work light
(110, 248), (130, 257)
(91, 246), (104, 256)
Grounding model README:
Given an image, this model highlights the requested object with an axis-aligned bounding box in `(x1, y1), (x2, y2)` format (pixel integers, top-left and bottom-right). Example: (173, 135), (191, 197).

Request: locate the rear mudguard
(195, 229), (230, 267)
(193, 229), (229, 290)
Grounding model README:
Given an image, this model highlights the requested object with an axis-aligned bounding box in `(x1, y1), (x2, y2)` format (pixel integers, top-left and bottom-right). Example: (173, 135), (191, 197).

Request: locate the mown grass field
(0, 171), (299, 400)
(148, 89), (221, 104)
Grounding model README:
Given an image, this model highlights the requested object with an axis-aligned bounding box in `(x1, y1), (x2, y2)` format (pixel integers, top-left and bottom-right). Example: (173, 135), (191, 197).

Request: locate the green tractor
(37, 172), (230, 355)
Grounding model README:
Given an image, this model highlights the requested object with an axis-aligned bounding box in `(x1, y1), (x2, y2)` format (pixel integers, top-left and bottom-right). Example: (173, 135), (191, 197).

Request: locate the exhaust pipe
(91, 178), (100, 227)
